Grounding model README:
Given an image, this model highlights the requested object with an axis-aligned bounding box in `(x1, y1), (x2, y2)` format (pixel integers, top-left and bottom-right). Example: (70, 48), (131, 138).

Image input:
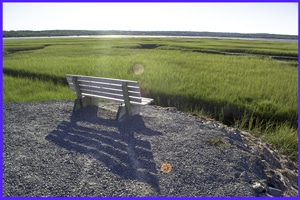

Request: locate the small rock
(234, 172), (240, 179)
(268, 187), (283, 197)
(258, 192), (274, 197)
(239, 171), (251, 183)
(260, 159), (269, 168)
(252, 182), (265, 193)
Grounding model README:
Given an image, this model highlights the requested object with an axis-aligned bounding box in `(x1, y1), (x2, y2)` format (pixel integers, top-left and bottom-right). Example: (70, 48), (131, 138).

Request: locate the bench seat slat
(81, 93), (152, 105)
(78, 81), (140, 92)
(81, 89), (124, 101)
(79, 85), (141, 98)
(79, 85), (123, 96)
(67, 75), (140, 90)
(82, 93), (125, 103)
(67, 75), (141, 93)
(74, 75), (140, 87)
(81, 89), (143, 103)
(78, 80), (123, 90)
(130, 97), (154, 105)
(141, 97), (154, 103)
(123, 86), (141, 93)
(67, 74), (138, 84)
(79, 84), (141, 97)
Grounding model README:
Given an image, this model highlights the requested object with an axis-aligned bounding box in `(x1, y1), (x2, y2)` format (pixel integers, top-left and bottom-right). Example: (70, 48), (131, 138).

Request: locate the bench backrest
(66, 74), (143, 104)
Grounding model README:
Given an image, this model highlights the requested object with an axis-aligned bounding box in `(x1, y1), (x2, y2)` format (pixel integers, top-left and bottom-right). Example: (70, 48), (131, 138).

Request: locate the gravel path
(3, 100), (298, 197)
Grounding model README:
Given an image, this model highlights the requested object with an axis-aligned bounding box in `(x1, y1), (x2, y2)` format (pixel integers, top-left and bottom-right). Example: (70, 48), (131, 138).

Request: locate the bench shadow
(45, 105), (162, 194)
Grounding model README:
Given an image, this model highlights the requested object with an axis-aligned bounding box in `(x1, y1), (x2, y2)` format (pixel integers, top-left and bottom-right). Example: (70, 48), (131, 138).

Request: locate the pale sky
(2, 2), (299, 35)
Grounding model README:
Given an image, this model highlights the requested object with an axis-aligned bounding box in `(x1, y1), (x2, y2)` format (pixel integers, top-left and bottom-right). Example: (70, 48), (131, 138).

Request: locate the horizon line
(3, 29), (298, 36)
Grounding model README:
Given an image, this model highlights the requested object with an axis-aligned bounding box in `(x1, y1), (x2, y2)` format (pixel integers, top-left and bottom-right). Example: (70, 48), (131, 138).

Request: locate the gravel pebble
(3, 100), (298, 197)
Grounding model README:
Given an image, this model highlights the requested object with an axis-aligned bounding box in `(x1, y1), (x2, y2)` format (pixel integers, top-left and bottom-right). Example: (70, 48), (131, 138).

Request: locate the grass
(4, 76), (72, 102)
(3, 37), (298, 162)
(205, 136), (231, 151)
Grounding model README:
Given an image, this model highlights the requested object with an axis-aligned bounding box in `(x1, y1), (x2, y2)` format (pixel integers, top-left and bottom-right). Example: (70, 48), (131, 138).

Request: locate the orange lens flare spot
(161, 163), (172, 173)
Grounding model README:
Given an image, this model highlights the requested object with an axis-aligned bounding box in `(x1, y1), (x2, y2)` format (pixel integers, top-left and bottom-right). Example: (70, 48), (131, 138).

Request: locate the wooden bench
(66, 74), (153, 121)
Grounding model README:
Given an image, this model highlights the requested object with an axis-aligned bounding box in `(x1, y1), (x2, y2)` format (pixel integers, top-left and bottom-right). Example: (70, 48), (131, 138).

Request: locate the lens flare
(132, 64), (144, 75)
(161, 163), (172, 173)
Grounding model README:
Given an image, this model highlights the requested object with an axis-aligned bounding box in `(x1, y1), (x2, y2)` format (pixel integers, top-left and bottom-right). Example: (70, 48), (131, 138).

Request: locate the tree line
(3, 30), (298, 40)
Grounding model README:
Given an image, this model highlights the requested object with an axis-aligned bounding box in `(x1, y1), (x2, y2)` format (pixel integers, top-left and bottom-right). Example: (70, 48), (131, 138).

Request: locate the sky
(2, 2), (298, 35)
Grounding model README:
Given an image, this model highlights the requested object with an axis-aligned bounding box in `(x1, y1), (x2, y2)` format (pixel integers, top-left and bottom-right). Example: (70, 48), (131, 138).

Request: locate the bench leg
(116, 104), (141, 121)
(73, 96), (98, 112)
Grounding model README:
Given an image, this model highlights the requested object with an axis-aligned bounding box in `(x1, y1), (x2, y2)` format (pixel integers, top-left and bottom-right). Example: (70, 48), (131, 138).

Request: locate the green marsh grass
(3, 37), (298, 162)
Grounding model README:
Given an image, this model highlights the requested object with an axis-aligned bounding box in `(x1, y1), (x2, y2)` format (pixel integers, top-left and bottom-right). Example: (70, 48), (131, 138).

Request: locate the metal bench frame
(66, 74), (153, 121)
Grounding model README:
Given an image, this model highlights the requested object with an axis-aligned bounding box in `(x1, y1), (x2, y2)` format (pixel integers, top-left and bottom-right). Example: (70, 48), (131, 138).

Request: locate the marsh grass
(3, 37), (298, 161)
(4, 76), (73, 102)
(205, 136), (231, 151)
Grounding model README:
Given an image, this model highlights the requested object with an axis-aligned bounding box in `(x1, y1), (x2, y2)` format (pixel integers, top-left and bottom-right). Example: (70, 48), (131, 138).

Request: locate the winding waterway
(3, 35), (298, 43)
